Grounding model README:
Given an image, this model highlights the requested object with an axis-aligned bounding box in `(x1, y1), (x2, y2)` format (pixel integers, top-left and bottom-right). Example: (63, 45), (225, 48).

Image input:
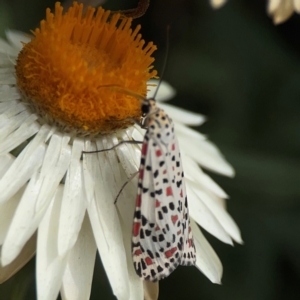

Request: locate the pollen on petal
(15, 2), (157, 134)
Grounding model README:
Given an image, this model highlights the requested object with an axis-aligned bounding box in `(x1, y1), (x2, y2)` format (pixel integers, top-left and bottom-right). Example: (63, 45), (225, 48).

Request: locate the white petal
(114, 169), (144, 300)
(0, 67), (14, 75)
(0, 153), (14, 178)
(87, 202), (130, 300)
(0, 114), (39, 154)
(0, 110), (32, 142)
(183, 155), (228, 199)
(0, 85), (21, 101)
(84, 141), (130, 300)
(96, 137), (124, 194)
(132, 125), (146, 142)
(188, 179), (243, 244)
(86, 137), (143, 300)
(35, 133), (72, 212)
(115, 130), (141, 177)
(147, 79), (176, 102)
(179, 137), (235, 177)
(143, 282), (159, 300)
(58, 139), (86, 256)
(83, 138), (143, 300)
(0, 72), (16, 85)
(61, 214), (96, 300)
(0, 233), (36, 283)
(191, 219), (223, 284)
(210, 0), (227, 9)
(0, 55), (13, 67)
(268, 0), (281, 13)
(0, 101), (26, 117)
(174, 121), (206, 140)
(81, 143), (95, 206)
(0, 185), (25, 244)
(1, 131), (72, 265)
(160, 102), (206, 126)
(270, 0), (294, 24)
(0, 37), (19, 56)
(0, 125), (47, 205)
(1, 171), (47, 265)
(187, 185), (233, 245)
(36, 186), (68, 300)
(131, 126), (145, 142)
(293, 0), (300, 12)
(5, 30), (31, 51)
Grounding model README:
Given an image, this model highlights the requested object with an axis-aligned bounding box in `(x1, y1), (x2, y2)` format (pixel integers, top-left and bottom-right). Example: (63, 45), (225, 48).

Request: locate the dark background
(1, 0), (300, 299)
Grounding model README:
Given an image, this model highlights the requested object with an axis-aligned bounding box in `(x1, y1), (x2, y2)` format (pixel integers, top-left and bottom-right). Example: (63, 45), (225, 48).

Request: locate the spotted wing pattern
(132, 100), (196, 281)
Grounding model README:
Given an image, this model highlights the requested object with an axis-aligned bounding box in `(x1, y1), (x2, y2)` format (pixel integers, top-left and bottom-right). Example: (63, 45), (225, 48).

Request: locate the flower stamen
(15, 2), (157, 135)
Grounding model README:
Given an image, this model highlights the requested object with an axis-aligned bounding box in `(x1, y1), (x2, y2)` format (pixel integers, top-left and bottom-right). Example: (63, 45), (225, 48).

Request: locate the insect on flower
(82, 0), (196, 280)
(83, 86), (197, 281)
(131, 97), (197, 281)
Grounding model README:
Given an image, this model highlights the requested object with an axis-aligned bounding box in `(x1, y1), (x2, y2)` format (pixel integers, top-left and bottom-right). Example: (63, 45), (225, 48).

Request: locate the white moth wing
(132, 129), (195, 281)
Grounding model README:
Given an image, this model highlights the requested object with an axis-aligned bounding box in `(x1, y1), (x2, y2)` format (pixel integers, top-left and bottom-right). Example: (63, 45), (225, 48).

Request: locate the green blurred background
(1, 0), (300, 299)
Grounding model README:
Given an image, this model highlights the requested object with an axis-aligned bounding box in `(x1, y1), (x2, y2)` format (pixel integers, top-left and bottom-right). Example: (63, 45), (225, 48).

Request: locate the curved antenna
(110, 0), (150, 19)
(151, 25), (170, 101)
(97, 26), (171, 103)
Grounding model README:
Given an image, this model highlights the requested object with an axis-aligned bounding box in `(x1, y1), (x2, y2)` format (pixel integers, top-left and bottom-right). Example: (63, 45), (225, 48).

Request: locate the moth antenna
(151, 25), (170, 101)
(97, 26), (170, 106)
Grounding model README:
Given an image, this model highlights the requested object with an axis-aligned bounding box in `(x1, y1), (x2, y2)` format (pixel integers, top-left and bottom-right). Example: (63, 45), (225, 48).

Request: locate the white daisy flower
(0, 2), (242, 300)
(268, 0), (300, 24)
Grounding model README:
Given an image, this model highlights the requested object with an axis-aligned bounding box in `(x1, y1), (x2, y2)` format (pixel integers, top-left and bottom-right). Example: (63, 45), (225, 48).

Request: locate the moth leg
(82, 140), (143, 154)
(115, 171), (139, 203)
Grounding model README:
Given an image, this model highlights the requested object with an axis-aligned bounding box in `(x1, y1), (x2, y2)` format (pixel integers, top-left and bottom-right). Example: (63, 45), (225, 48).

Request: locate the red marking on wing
(180, 189), (183, 197)
(188, 226), (192, 233)
(133, 222), (140, 236)
(177, 230), (182, 235)
(166, 186), (173, 196)
(139, 170), (144, 179)
(156, 149), (162, 157)
(142, 143), (148, 155)
(136, 194), (141, 207)
(171, 215), (178, 225)
(172, 166), (174, 171)
(165, 247), (177, 258)
(172, 143), (175, 151)
(163, 169), (167, 174)
(155, 200), (160, 207)
(145, 257), (153, 265)
(188, 239), (193, 248)
(134, 249), (142, 256)
(155, 225), (160, 231)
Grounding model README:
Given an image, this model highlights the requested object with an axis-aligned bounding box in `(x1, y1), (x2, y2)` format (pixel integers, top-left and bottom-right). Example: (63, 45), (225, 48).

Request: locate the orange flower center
(15, 2), (157, 134)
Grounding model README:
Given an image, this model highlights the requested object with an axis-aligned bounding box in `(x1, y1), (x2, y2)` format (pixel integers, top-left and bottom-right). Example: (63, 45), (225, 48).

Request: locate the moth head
(141, 99), (157, 116)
